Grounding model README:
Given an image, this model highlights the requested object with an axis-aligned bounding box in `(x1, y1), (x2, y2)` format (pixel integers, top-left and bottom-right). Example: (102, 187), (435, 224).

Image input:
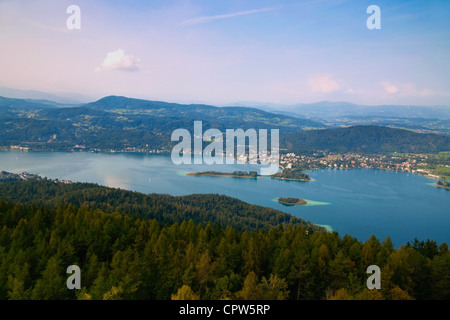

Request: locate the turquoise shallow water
(1, 151), (449, 246)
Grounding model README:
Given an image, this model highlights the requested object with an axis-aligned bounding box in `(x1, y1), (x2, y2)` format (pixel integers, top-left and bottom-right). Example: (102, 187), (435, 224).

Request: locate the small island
(271, 168), (311, 182)
(187, 171), (259, 178)
(278, 197), (307, 206)
(436, 180), (450, 190)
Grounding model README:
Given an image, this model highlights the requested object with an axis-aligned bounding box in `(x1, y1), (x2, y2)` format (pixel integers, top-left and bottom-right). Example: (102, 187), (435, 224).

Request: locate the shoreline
(2, 149), (447, 182)
(306, 167), (448, 181)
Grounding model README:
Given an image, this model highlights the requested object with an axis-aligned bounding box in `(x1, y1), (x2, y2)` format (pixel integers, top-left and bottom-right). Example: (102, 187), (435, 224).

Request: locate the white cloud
(380, 82), (446, 98)
(380, 81), (399, 94)
(308, 74), (340, 93)
(418, 88), (438, 97)
(95, 49), (141, 72)
(182, 7), (273, 26)
(401, 83), (440, 97)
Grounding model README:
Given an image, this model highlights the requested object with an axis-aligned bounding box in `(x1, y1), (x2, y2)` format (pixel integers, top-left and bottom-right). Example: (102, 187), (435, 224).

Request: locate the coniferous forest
(0, 180), (449, 300)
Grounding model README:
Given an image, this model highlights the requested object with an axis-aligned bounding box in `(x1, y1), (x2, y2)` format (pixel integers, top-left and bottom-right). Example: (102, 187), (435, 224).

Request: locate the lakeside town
(279, 151), (450, 182)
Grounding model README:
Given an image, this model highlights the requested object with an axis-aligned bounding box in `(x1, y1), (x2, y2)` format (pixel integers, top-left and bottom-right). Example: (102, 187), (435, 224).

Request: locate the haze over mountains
(1, 92), (450, 154)
(2, 87), (450, 120)
(0, 87), (93, 105)
(254, 101), (450, 120)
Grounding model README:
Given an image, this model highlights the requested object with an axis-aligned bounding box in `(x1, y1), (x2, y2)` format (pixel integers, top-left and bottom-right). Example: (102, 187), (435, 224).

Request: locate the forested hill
(0, 179), (320, 232)
(0, 95), (323, 151)
(0, 181), (449, 300)
(282, 125), (450, 154)
(84, 95), (324, 130)
(2, 95), (450, 154)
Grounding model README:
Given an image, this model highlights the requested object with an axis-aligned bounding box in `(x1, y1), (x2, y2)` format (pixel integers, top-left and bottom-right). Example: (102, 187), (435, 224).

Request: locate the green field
(417, 165), (450, 180)
(392, 152), (450, 180)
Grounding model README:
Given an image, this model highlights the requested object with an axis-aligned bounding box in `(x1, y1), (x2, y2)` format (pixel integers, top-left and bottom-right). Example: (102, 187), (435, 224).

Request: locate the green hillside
(282, 125), (450, 154)
(1, 95), (449, 155)
(0, 179), (319, 232)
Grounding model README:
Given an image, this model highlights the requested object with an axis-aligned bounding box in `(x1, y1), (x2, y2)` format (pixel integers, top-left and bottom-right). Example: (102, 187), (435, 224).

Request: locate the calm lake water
(1, 151), (449, 246)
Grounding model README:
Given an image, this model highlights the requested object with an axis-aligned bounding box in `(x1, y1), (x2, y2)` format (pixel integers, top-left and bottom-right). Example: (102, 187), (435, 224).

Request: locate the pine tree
(261, 274), (290, 300)
(171, 285), (200, 300)
(238, 272), (264, 300)
(31, 256), (68, 300)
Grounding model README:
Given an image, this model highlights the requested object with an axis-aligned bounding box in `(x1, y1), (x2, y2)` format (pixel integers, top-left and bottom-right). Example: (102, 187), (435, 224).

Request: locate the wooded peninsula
(187, 171), (259, 178)
(270, 168), (311, 181)
(187, 169), (311, 182)
(436, 180), (450, 190)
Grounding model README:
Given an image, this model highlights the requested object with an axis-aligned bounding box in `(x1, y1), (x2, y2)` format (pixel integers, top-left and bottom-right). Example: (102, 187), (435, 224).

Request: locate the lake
(1, 150), (449, 246)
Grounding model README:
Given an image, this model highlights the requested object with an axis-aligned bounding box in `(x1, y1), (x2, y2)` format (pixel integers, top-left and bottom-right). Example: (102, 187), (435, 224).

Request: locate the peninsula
(187, 171), (259, 178)
(187, 168), (312, 182)
(271, 168), (311, 182)
(436, 180), (450, 190)
(0, 171), (41, 182)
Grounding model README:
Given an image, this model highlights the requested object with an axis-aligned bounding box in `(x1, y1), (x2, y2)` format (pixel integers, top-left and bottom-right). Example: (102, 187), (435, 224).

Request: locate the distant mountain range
(235, 101), (450, 135)
(3, 87), (449, 120)
(0, 96), (70, 110)
(0, 95), (323, 152)
(243, 101), (450, 120)
(1, 94), (449, 154)
(84, 96), (325, 130)
(0, 87), (93, 105)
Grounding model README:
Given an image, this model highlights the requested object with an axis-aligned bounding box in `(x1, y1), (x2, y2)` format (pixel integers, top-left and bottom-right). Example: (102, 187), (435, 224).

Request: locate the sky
(0, 0), (449, 106)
